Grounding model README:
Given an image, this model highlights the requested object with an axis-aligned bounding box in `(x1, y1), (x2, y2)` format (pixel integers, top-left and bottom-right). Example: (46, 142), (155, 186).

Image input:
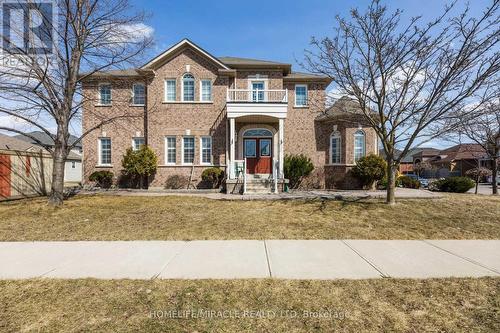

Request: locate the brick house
(81, 39), (377, 192)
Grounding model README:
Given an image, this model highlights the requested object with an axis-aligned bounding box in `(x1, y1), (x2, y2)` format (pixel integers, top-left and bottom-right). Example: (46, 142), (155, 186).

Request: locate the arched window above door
(243, 129), (273, 137)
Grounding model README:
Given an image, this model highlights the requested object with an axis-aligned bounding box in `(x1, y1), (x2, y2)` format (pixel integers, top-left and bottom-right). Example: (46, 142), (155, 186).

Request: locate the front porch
(225, 93), (287, 193)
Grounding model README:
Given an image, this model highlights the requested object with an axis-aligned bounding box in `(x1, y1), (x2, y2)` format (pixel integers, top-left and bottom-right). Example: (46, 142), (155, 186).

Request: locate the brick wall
(82, 46), (378, 190)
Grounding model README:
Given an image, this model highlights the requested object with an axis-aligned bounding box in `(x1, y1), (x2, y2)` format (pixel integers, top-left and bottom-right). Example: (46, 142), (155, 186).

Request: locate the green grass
(0, 193), (498, 240)
(1, 278), (498, 332)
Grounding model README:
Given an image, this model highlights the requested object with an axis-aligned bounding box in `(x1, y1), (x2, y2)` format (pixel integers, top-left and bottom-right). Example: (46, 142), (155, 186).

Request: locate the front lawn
(0, 193), (498, 240)
(1, 278), (498, 332)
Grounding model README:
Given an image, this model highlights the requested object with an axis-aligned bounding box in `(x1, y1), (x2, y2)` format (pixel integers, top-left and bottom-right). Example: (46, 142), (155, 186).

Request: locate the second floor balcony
(226, 88), (288, 119)
(226, 89), (288, 103)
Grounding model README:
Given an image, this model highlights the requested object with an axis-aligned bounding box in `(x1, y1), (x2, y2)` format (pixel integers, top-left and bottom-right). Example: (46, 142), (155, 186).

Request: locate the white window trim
(131, 83), (145, 106)
(97, 137), (112, 166)
(200, 79), (212, 102)
(330, 132), (342, 165)
(132, 137), (145, 151)
(354, 129), (366, 162)
(97, 82), (112, 106)
(165, 136), (177, 165)
(164, 79), (176, 102)
(200, 136), (213, 165)
(181, 74), (195, 102)
(294, 84), (308, 107)
(181, 136), (195, 165)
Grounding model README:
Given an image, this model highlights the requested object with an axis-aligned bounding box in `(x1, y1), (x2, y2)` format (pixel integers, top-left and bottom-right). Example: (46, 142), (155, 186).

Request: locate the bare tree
(414, 160), (434, 178)
(457, 100), (500, 194)
(0, 0), (153, 205)
(303, 0), (499, 204)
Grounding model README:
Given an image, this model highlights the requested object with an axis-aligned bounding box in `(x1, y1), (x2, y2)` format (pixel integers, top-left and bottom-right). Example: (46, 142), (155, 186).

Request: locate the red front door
(244, 138), (272, 174)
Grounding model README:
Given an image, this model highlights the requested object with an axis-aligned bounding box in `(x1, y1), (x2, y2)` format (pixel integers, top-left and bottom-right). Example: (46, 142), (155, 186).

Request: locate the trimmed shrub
(284, 154), (314, 189)
(122, 146), (158, 176)
(377, 175), (402, 190)
(201, 167), (224, 188)
(430, 177), (475, 193)
(352, 154), (387, 189)
(89, 170), (113, 188)
(164, 175), (189, 189)
(399, 175), (421, 189)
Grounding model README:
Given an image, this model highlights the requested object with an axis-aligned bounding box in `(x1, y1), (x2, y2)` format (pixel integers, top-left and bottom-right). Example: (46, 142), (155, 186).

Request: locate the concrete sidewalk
(0, 240), (498, 280)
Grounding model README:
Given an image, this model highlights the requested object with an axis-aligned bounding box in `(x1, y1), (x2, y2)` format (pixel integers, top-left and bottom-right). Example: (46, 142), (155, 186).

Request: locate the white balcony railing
(227, 89), (288, 103)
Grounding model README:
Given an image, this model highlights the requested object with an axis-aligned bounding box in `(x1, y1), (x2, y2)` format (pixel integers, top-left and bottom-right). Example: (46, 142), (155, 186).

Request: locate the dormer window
(182, 73), (195, 101)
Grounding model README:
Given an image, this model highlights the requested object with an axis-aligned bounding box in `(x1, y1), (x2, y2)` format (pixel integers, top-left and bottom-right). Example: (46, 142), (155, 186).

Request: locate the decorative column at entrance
(229, 117), (235, 179)
(278, 118), (284, 178)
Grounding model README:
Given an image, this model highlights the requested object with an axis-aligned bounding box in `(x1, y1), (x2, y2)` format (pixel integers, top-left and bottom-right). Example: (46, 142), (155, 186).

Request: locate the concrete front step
(245, 181), (274, 194)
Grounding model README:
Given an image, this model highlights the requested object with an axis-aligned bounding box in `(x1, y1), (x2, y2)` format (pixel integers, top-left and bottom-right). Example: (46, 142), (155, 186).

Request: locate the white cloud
(97, 22), (154, 45)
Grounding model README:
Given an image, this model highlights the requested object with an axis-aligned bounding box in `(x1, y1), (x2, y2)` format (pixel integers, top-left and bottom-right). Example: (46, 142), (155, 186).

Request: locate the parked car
(406, 174), (429, 188)
(487, 173), (500, 185)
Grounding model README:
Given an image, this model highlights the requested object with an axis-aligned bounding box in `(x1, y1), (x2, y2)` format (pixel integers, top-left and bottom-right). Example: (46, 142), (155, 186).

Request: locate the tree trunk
(48, 144), (67, 206)
(492, 154), (498, 195)
(386, 163), (397, 205)
(473, 159), (480, 194)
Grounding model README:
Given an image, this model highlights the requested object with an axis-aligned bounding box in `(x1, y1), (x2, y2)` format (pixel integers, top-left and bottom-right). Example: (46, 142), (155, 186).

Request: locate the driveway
(467, 183), (499, 195)
(0, 240), (498, 279)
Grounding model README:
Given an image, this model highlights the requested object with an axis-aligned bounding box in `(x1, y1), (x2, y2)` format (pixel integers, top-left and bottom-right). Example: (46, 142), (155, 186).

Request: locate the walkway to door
(1, 240), (498, 279)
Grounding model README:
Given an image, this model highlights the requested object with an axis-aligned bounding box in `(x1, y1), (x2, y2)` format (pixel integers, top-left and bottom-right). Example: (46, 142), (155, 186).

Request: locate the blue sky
(130, 0), (488, 148)
(134, 0), (489, 70)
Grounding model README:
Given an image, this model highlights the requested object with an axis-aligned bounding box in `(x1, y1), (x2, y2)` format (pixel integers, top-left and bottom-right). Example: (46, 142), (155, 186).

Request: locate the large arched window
(330, 131), (341, 164)
(182, 73), (195, 101)
(354, 130), (366, 162)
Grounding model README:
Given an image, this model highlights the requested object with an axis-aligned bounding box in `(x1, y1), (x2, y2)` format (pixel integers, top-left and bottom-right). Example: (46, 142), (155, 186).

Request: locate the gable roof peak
(141, 38), (230, 70)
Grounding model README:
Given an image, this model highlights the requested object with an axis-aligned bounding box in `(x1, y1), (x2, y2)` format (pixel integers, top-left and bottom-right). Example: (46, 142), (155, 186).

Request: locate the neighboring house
(80, 38), (377, 192)
(14, 131), (82, 183)
(411, 148), (441, 167)
(427, 144), (489, 178)
(378, 148), (421, 174)
(0, 134), (53, 199)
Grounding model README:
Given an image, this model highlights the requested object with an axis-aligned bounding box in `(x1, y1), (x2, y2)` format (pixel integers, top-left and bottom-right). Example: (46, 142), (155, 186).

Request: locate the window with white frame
(295, 84), (307, 106)
(182, 137), (195, 164)
(182, 74), (195, 101)
(200, 137), (212, 164)
(330, 132), (341, 164)
(99, 138), (111, 165)
(354, 130), (366, 162)
(99, 84), (111, 105)
(132, 83), (145, 105)
(165, 79), (176, 101)
(201, 80), (212, 101)
(165, 136), (176, 164)
(132, 137), (145, 151)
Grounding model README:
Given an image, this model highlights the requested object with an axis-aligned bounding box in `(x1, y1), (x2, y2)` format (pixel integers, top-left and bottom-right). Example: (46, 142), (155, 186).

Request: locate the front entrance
(244, 137), (272, 174)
